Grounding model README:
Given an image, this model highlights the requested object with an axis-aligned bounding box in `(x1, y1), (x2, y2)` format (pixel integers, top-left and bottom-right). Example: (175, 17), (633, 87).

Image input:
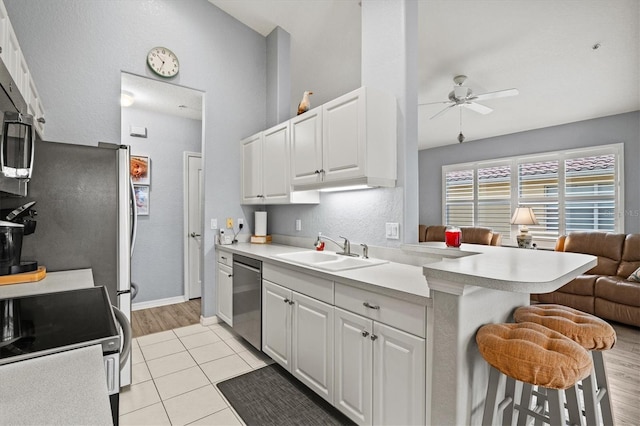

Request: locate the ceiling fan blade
(419, 100), (452, 106)
(471, 88), (519, 102)
(429, 104), (456, 120)
(463, 102), (493, 115)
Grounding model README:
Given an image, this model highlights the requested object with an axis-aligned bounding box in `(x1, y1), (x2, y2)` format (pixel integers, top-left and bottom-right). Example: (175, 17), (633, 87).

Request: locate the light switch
(385, 222), (399, 239)
(211, 219), (217, 229)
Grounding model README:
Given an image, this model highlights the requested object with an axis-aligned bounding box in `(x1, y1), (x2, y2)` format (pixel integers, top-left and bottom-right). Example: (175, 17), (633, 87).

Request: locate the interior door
(187, 153), (203, 299)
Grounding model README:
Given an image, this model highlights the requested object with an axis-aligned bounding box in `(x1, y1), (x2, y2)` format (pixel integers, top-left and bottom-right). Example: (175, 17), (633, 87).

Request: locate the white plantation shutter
(444, 169), (474, 226)
(478, 165), (512, 238)
(441, 144), (622, 247)
(517, 160), (559, 243)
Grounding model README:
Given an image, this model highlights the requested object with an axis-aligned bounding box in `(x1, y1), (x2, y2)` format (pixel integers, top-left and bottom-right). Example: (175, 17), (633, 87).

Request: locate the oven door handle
(112, 306), (132, 370)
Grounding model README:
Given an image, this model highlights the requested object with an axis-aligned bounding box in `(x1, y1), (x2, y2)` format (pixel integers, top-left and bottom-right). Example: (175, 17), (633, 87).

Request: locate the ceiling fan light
(454, 86), (468, 99)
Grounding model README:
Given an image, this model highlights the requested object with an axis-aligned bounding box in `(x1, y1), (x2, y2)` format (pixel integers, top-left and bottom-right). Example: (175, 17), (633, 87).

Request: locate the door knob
(190, 232), (201, 238)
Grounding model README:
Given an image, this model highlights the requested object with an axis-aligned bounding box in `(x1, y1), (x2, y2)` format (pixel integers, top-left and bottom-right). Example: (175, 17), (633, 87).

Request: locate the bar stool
(477, 322), (593, 426)
(514, 304), (616, 426)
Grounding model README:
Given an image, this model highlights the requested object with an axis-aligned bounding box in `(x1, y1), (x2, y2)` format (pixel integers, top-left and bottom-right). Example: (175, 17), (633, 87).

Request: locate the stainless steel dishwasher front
(231, 254), (262, 350)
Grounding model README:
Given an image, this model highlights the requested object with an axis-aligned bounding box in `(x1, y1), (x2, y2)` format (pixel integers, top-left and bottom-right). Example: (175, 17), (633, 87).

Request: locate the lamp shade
(511, 207), (539, 226)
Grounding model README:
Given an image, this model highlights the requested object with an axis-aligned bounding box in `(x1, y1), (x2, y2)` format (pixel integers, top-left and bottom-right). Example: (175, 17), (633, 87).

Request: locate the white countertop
(218, 241), (596, 301)
(217, 243), (432, 304)
(416, 242), (597, 293)
(0, 269), (94, 299)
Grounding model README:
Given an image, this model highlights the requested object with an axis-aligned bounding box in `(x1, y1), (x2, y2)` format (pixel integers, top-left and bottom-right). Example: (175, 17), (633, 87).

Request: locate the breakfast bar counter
(215, 241), (596, 425)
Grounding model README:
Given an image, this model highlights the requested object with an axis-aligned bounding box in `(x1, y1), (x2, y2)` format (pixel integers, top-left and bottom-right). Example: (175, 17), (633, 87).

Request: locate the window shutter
(445, 169), (474, 226)
(517, 160), (559, 243)
(478, 165), (511, 238)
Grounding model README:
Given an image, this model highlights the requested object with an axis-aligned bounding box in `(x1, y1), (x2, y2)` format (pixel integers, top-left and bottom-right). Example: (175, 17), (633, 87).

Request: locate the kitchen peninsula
(214, 241), (596, 425)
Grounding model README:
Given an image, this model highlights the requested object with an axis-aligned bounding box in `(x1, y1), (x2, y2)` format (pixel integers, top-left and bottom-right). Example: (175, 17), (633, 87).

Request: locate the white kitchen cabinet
(241, 122), (318, 205)
(290, 86), (396, 191)
(334, 309), (426, 426)
(0, 0), (46, 139)
(216, 251), (233, 326)
(262, 279), (334, 404)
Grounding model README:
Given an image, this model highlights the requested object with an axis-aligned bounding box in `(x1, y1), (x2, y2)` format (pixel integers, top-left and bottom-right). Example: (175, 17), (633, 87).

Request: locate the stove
(0, 286), (123, 424)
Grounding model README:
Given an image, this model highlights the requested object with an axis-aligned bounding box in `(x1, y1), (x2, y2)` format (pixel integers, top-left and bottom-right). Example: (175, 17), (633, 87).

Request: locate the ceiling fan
(421, 75), (519, 120)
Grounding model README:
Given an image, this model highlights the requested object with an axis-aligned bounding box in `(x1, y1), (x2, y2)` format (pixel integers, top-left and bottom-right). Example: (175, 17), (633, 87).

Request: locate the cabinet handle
(363, 302), (380, 310)
(319, 169), (325, 174)
(361, 331), (369, 338)
(370, 334), (378, 341)
(288, 300), (294, 305)
(314, 170), (320, 174)
(37, 117), (46, 124)
(221, 256), (227, 260)
(284, 298), (290, 304)
(227, 274), (232, 278)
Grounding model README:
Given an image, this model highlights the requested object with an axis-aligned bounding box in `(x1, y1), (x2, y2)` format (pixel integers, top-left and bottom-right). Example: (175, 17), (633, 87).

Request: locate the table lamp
(511, 207), (539, 249)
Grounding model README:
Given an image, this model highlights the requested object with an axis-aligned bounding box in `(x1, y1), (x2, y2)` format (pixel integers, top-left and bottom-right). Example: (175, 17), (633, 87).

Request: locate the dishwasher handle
(233, 261), (261, 274)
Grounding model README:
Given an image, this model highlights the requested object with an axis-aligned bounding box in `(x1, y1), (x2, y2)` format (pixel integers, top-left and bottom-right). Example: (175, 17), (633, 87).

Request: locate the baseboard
(132, 295), (187, 311)
(201, 315), (221, 326)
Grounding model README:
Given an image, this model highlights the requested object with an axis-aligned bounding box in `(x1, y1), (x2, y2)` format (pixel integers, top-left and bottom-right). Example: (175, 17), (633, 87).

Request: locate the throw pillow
(628, 266), (640, 283)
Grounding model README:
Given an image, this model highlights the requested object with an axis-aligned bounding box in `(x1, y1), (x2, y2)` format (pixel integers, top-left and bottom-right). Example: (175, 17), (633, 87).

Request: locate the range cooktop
(0, 286), (120, 365)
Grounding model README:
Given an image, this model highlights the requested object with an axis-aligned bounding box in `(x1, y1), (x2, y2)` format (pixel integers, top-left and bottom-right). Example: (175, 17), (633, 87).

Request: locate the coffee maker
(0, 201), (37, 276)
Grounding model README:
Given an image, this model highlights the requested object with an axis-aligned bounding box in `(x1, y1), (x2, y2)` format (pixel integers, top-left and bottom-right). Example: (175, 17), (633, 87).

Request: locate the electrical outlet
(211, 218), (217, 230)
(238, 218), (244, 228)
(295, 219), (302, 231)
(226, 218), (233, 228)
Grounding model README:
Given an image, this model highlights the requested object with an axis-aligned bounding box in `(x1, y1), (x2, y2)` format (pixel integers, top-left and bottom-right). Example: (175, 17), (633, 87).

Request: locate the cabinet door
(291, 291), (334, 404)
(290, 107), (323, 187)
(216, 263), (233, 326)
(372, 322), (425, 426)
(241, 133), (263, 203)
(322, 89), (366, 182)
(262, 122), (290, 203)
(262, 280), (291, 369)
(334, 307), (372, 425)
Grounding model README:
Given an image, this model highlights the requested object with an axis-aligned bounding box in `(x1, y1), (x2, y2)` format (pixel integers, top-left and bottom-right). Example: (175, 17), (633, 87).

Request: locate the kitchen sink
(275, 250), (388, 271)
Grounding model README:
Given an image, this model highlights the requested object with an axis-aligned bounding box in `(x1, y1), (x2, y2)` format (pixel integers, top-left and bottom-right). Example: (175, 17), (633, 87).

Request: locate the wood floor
(131, 298), (201, 337)
(131, 301), (639, 424)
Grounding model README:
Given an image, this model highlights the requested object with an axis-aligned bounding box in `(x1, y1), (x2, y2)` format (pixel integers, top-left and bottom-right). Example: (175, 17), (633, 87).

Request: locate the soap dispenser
(314, 232), (325, 251)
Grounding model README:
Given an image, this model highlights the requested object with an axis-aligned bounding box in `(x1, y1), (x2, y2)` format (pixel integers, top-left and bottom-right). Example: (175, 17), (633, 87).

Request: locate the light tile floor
(119, 322), (273, 426)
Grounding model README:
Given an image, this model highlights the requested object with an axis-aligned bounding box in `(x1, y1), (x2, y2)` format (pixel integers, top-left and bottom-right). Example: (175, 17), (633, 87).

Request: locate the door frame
(183, 151), (203, 300)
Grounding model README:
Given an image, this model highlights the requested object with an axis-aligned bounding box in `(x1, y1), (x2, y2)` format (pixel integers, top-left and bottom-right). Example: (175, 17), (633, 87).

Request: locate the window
(442, 144), (623, 248)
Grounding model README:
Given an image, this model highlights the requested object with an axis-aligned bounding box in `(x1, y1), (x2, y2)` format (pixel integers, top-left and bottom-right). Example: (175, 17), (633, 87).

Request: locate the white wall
(5, 0), (267, 316)
(121, 107), (201, 303)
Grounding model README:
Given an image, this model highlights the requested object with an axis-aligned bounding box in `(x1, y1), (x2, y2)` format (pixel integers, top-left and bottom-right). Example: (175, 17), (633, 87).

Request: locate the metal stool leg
(593, 351), (614, 426)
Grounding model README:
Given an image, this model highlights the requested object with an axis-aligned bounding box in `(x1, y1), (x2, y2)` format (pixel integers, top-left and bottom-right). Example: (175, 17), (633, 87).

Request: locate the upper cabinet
(241, 121), (319, 205)
(291, 87), (396, 191)
(0, 1), (46, 139)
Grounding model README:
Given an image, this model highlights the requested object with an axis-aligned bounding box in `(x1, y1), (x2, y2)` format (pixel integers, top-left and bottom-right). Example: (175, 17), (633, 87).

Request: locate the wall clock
(147, 46), (179, 78)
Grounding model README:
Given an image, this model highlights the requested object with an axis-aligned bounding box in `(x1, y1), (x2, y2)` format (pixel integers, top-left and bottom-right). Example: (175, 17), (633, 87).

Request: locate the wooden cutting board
(0, 266), (47, 286)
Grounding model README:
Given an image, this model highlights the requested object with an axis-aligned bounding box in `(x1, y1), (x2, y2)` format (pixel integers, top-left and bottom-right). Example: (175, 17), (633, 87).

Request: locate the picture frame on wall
(131, 155), (151, 185)
(134, 185), (150, 215)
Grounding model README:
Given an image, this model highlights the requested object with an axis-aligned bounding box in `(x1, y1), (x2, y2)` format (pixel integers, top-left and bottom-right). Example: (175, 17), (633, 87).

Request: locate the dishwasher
(232, 254), (262, 350)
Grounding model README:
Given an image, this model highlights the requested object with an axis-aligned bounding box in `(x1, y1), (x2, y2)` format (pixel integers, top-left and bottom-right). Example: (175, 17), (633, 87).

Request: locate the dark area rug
(216, 363), (355, 426)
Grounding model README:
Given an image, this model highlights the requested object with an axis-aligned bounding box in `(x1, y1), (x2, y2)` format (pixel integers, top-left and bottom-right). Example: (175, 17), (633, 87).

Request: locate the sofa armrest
(555, 235), (567, 252)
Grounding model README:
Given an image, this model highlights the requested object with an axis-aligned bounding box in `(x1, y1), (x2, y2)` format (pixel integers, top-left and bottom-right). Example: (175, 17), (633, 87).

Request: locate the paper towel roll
(255, 211), (267, 236)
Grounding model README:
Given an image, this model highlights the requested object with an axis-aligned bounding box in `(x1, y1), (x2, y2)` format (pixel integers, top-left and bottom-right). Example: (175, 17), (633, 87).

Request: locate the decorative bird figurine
(297, 91), (313, 115)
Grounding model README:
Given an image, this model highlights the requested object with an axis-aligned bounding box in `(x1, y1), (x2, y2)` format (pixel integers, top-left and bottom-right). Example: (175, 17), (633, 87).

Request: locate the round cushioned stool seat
(476, 322), (592, 390)
(513, 304), (616, 350)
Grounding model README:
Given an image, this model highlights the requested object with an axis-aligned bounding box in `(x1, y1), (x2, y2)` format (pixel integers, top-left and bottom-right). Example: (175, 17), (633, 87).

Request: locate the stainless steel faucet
(315, 234), (358, 257)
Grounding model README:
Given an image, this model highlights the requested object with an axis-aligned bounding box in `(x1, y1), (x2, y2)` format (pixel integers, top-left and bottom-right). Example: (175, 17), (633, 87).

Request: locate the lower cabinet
(216, 258), (233, 326)
(334, 307), (426, 425)
(262, 280), (334, 403)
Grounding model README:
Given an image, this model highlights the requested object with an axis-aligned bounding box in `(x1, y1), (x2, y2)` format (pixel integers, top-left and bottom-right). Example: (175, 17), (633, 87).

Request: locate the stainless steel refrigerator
(5, 139), (137, 387)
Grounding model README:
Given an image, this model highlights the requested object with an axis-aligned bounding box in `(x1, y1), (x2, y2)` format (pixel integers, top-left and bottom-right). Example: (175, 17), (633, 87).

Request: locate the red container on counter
(445, 227), (462, 248)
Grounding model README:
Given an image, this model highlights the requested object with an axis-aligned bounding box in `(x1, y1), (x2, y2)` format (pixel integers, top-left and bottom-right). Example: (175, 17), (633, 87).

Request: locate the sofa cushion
(563, 232), (625, 276)
(557, 275), (597, 296)
(425, 225), (447, 242)
(617, 234), (640, 278)
(629, 267), (640, 283)
(460, 227), (493, 245)
(595, 276), (640, 306)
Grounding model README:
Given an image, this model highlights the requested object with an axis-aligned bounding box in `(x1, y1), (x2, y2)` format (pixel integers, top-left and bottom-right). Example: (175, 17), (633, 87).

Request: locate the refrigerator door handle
(112, 306), (132, 371)
(130, 282), (139, 301)
(130, 178), (138, 256)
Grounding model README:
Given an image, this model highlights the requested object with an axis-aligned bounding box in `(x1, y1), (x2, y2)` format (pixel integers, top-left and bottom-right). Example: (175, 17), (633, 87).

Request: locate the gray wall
(6, 0), (267, 316)
(122, 108), (201, 303)
(419, 111), (640, 234)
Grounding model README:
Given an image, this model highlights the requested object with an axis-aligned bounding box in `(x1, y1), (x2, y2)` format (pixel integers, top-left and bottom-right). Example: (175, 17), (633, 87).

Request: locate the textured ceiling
(209, 0), (639, 150)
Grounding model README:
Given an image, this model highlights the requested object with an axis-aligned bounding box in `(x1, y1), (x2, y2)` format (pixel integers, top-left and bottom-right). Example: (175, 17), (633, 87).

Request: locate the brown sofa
(531, 232), (640, 327)
(418, 225), (502, 246)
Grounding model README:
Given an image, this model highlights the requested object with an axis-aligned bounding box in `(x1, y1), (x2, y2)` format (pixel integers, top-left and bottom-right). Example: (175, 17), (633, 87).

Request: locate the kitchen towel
(255, 211), (267, 236)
